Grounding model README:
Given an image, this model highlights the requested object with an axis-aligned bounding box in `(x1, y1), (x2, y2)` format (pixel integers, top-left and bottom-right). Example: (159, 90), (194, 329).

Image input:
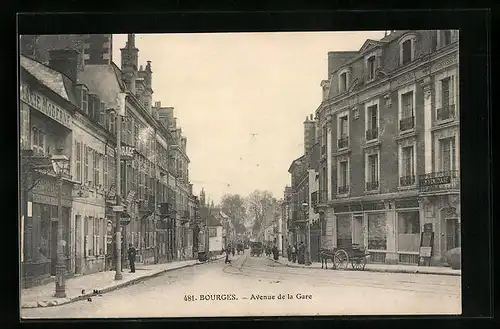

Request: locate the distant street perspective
(22, 249), (461, 318)
(20, 30), (461, 318)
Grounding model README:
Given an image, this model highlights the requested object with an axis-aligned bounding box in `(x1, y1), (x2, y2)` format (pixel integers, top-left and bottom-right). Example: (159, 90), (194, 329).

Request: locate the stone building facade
(315, 30), (460, 265)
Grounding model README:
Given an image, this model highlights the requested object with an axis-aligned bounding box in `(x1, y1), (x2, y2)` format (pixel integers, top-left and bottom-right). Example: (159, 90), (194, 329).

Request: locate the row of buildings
(283, 30), (460, 266)
(19, 34), (211, 288)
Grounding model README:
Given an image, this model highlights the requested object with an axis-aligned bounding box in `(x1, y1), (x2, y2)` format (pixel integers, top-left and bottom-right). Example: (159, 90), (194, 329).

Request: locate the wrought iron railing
(437, 104), (456, 121)
(418, 170), (460, 192)
(337, 136), (349, 149)
(399, 116), (415, 131)
(399, 175), (416, 186)
(365, 181), (379, 191)
(365, 128), (378, 141)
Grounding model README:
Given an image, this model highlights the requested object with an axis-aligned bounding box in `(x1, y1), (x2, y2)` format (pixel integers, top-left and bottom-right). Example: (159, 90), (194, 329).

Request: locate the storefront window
(397, 211), (420, 252)
(336, 214), (352, 248)
(368, 213), (387, 250)
(39, 205), (50, 260)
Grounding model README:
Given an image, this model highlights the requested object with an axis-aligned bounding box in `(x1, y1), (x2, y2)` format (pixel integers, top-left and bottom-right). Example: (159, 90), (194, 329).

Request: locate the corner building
(316, 30), (459, 265)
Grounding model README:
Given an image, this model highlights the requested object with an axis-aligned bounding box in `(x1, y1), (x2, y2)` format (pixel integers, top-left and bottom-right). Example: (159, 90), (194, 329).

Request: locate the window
(103, 155), (108, 189)
(400, 91), (415, 131)
(82, 89), (88, 114)
(367, 56), (376, 80)
(32, 127), (45, 155)
(93, 152), (100, 187)
(338, 160), (348, 193)
(400, 146), (415, 186)
(366, 153), (379, 190)
(94, 217), (100, 256)
(339, 116), (348, 137)
(397, 211), (420, 252)
(440, 137), (456, 172)
(339, 71), (348, 92)
(83, 145), (89, 183)
(75, 141), (82, 182)
(402, 40), (412, 65)
(88, 148), (94, 186)
(366, 104), (378, 140)
(368, 213), (387, 250)
(437, 75), (456, 121)
(439, 30), (452, 47)
(336, 214), (352, 248)
(109, 112), (116, 136)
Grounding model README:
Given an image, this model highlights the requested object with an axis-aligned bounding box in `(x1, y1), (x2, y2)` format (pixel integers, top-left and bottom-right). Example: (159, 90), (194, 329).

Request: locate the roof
(78, 63), (125, 109)
(207, 212), (222, 227)
(379, 30), (407, 43)
(288, 155), (305, 173)
(20, 55), (73, 103)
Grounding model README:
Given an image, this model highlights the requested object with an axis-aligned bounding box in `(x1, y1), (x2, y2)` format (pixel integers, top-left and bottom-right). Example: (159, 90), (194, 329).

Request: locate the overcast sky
(113, 31), (386, 204)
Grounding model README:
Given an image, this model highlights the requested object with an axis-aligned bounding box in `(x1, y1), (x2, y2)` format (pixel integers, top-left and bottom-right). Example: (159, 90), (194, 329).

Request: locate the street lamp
(51, 154), (70, 298)
(301, 202), (311, 266)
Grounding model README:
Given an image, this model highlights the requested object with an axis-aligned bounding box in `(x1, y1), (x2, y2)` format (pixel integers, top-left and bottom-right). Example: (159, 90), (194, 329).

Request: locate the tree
(220, 194), (247, 234)
(246, 190), (274, 236)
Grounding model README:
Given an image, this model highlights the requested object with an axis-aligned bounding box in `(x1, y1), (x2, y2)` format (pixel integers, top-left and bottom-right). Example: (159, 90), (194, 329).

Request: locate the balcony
(365, 181), (379, 191)
(437, 104), (456, 121)
(338, 185), (349, 194)
(399, 175), (416, 186)
(418, 170), (460, 193)
(399, 116), (415, 131)
(337, 136), (349, 149)
(365, 128), (378, 141)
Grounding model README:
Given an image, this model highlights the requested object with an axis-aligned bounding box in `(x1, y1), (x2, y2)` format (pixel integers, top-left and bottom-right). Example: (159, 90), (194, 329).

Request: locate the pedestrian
(291, 244), (297, 263)
(287, 245), (292, 261)
(127, 243), (137, 273)
(232, 246), (235, 257)
(225, 246), (231, 264)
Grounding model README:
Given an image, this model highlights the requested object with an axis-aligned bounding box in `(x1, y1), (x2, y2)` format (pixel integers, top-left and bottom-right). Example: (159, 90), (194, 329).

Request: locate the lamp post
(301, 202), (311, 266)
(113, 92), (127, 281)
(51, 154), (70, 298)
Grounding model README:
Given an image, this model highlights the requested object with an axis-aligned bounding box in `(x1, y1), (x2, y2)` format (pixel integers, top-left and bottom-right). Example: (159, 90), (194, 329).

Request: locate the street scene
(19, 30), (461, 318)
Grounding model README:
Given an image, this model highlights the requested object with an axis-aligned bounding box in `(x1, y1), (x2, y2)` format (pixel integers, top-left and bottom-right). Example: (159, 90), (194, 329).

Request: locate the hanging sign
(121, 145), (135, 160)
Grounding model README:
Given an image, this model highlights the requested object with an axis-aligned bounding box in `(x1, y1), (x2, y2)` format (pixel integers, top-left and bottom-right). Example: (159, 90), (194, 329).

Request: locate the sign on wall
(20, 83), (73, 129)
(121, 145), (135, 160)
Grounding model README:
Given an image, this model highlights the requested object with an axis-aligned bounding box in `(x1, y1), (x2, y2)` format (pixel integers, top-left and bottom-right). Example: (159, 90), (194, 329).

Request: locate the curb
(22, 258), (224, 309)
(267, 257), (461, 277)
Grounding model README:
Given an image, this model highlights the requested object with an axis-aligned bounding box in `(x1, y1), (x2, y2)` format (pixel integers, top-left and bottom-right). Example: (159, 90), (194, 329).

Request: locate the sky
(112, 31), (386, 204)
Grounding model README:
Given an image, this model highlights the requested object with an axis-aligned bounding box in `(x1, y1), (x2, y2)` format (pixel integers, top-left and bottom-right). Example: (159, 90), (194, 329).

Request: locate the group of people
(224, 245), (236, 264)
(287, 242), (306, 264)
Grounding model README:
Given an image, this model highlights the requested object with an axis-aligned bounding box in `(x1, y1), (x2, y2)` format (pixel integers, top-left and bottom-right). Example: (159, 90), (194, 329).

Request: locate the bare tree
(220, 194), (247, 234)
(246, 190), (274, 236)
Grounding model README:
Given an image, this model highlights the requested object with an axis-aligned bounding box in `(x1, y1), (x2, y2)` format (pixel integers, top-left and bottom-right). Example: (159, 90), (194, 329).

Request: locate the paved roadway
(21, 250), (461, 318)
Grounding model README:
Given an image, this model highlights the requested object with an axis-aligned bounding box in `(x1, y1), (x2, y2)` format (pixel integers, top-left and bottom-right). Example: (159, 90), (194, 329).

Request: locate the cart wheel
(334, 249), (349, 270)
(351, 256), (367, 271)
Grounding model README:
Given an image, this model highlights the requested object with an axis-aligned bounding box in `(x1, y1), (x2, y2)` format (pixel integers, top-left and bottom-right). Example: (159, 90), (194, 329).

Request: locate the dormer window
(437, 30), (454, 49)
(338, 68), (350, 93)
(367, 56), (376, 81)
(399, 34), (417, 66)
(82, 88), (88, 114)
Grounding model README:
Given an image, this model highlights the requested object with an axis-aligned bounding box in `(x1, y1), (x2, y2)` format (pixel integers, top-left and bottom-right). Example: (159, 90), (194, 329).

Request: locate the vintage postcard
(19, 30), (461, 318)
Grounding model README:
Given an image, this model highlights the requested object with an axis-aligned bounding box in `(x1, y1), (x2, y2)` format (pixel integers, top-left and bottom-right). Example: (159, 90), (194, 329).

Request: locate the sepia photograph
(19, 30), (461, 319)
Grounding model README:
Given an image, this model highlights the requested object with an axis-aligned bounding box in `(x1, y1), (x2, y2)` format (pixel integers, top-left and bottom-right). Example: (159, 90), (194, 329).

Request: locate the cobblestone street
(21, 250), (461, 318)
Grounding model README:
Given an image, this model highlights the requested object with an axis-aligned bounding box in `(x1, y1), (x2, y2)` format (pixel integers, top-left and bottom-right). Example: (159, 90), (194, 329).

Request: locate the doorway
(446, 218), (460, 251)
(352, 215), (364, 246)
(75, 215), (82, 274)
(50, 219), (58, 276)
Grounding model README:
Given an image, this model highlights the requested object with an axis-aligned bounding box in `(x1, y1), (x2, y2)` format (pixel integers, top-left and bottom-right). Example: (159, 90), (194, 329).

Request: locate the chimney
(155, 101), (161, 108)
(48, 49), (79, 83)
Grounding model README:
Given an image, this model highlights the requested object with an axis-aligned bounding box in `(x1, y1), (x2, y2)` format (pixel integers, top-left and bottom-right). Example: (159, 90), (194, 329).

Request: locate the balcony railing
(338, 185), (349, 194)
(399, 116), (415, 131)
(399, 175), (416, 186)
(365, 181), (379, 191)
(437, 104), (456, 121)
(418, 170), (460, 192)
(337, 136), (349, 149)
(365, 128), (378, 141)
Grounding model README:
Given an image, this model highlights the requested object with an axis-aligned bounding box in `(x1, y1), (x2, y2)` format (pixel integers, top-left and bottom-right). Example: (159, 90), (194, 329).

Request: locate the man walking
(128, 243), (137, 273)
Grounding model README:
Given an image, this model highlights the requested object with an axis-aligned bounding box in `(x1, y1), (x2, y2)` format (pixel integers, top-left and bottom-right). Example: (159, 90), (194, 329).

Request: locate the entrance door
(352, 215), (364, 247)
(446, 218), (459, 251)
(50, 220), (58, 276)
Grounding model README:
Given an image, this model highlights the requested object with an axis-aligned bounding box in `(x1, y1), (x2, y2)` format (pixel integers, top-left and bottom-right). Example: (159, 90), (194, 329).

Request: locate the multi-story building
(20, 33), (198, 287)
(315, 30), (459, 265)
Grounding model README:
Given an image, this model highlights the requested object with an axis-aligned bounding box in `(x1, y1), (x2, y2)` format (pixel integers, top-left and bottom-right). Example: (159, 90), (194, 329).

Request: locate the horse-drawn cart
(320, 243), (370, 271)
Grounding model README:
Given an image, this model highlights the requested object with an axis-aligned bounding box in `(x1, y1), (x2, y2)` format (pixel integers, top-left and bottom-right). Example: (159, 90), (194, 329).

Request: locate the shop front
(22, 176), (73, 288)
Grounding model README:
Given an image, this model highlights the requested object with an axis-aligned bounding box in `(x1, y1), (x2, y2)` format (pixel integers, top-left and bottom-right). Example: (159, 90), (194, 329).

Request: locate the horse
(319, 248), (337, 269)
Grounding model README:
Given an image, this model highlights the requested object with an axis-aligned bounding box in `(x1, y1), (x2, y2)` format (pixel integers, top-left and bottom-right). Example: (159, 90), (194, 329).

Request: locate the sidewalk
(21, 255), (225, 309)
(269, 256), (461, 276)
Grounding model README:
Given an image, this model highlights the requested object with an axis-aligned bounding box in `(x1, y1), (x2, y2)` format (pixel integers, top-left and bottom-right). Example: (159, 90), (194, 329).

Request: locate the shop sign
(32, 193), (72, 207)
(421, 175), (451, 187)
(20, 83), (72, 129)
(121, 145), (135, 160)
